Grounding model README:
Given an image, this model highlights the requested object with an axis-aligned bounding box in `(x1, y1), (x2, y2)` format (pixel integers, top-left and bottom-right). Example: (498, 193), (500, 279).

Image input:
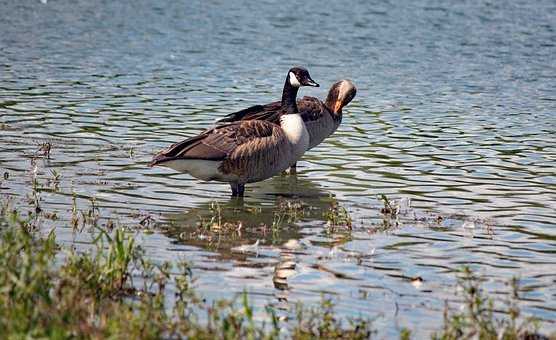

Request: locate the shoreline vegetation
(0, 195), (552, 339)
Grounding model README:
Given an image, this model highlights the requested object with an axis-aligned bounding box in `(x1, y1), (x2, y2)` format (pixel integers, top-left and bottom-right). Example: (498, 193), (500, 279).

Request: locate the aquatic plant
(38, 141), (52, 159)
(323, 200), (352, 231)
(0, 198), (552, 339)
(432, 267), (545, 340)
(270, 199), (308, 232)
(379, 194), (397, 217)
(47, 169), (61, 190)
(0, 207), (373, 339)
(196, 201), (242, 234)
(277, 199), (306, 222)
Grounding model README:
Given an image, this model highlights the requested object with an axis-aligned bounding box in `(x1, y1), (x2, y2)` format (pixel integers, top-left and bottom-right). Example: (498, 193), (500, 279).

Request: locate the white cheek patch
(289, 72), (301, 87)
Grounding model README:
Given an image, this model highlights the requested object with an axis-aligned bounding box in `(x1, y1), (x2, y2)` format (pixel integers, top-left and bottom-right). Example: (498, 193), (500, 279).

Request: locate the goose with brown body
(150, 67), (319, 197)
(217, 79), (356, 172)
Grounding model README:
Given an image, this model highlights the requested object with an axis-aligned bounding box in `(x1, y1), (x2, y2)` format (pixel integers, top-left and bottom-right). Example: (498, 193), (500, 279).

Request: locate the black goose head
(287, 67), (319, 88)
(325, 79), (357, 114)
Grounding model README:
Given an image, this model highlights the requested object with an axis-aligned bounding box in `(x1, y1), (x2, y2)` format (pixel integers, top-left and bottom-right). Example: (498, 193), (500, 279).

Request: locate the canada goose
(217, 80), (356, 171)
(149, 67), (319, 197)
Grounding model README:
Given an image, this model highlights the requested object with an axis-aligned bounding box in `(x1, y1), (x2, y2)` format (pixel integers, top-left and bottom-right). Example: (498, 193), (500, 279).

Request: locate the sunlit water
(1, 0), (555, 337)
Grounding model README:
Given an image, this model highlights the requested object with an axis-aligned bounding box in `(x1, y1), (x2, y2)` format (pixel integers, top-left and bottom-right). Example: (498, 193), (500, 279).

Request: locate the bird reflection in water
(157, 175), (352, 295)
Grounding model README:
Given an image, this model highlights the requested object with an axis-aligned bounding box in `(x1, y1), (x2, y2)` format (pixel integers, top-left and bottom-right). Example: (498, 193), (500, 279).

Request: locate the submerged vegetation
(0, 195), (552, 339)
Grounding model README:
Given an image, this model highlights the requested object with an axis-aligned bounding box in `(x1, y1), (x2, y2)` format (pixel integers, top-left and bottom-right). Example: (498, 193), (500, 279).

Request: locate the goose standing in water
(150, 67), (319, 197)
(217, 80), (356, 172)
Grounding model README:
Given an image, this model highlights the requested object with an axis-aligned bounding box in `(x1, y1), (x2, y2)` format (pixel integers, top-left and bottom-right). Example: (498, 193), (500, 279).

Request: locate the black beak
(305, 78), (319, 87)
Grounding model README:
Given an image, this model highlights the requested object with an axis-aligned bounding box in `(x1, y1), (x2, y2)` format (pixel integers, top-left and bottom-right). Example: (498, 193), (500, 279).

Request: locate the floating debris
(282, 239), (302, 250)
(139, 214), (155, 227)
(38, 142), (52, 159)
(411, 276), (424, 289)
(231, 239), (260, 254)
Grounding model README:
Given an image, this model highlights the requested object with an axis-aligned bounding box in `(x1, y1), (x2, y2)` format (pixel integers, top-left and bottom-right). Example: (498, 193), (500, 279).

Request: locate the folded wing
(217, 97), (326, 126)
(216, 102), (283, 124)
(298, 96), (327, 123)
(149, 121), (278, 166)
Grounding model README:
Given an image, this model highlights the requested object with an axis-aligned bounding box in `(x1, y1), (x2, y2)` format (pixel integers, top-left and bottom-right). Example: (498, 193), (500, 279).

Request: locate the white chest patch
(280, 114), (310, 159)
(159, 159), (237, 182)
(289, 72), (301, 87)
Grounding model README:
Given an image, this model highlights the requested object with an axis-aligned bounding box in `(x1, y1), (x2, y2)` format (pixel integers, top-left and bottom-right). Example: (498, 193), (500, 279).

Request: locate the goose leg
(231, 183), (238, 197)
(289, 162), (297, 175)
(230, 183), (246, 197)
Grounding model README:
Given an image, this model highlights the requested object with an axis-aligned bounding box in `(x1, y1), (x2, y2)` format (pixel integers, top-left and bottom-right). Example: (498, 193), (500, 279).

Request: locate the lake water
(1, 0), (555, 337)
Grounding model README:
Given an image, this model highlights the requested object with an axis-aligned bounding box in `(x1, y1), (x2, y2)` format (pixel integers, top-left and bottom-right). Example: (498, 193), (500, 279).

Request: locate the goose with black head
(218, 79), (356, 172)
(150, 67), (319, 197)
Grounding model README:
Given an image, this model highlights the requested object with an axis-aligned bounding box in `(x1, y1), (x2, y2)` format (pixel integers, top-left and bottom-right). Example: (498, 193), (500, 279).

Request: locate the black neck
(281, 77), (299, 114)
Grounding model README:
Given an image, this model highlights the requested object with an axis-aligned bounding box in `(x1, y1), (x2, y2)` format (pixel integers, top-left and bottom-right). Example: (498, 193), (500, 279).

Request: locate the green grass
(0, 203), (373, 339)
(323, 200), (352, 231)
(433, 267), (547, 340)
(0, 198), (552, 339)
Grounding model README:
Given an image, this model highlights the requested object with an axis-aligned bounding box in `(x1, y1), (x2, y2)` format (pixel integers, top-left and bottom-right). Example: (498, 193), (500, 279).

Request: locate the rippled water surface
(1, 0), (556, 337)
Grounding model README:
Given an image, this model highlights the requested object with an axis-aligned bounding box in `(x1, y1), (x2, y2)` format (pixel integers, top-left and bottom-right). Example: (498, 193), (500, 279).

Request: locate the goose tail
(149, 154), (171, 167)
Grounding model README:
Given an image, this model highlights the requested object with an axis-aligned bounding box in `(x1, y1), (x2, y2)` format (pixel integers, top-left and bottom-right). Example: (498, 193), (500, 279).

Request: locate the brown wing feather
(217, 97), (327, 126)
(298, 96), (327, 123)
(220, 121), (289, 180)
(217, 102), (283, 124)
(149, 121), (277, 166)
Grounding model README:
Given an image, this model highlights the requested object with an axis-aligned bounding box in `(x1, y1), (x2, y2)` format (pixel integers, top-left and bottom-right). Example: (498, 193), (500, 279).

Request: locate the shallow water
(1, 0), (555, 337)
